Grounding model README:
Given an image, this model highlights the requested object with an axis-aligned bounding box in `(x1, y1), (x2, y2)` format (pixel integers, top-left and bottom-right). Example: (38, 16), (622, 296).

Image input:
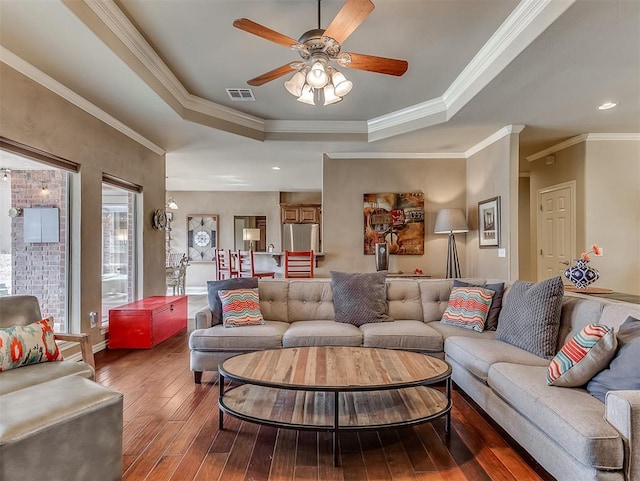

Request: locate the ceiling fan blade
(247, 64), (296, 86)
(233, 18), (299, 48)
(339, 52), (408, 76)
(323, 0), (374, 44)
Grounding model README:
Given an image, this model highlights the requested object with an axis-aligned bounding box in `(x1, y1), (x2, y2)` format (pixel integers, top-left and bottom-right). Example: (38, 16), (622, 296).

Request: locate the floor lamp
(434, 209), (469, 278)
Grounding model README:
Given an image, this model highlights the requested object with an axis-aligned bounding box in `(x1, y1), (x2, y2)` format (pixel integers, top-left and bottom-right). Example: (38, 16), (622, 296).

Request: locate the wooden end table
(218, 346), (452, 466)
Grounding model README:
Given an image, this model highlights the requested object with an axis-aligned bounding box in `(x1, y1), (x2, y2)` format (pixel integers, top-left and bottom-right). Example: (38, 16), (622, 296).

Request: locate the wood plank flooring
(95, 312), (555, 481)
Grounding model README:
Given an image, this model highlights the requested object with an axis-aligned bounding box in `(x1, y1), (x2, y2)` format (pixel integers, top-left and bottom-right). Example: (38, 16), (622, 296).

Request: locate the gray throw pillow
(330, 271), (392, 327)
(453, 279), (505, 330)
(207, 277), (258, 325)
(495, 276), (564, 359)
(587, 316), (640, 402)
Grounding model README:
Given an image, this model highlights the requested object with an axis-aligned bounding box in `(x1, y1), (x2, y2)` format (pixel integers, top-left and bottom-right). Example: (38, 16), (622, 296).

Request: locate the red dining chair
(215, 249), (238, 280)
(237, 250), (275, 279)
(284, 250), (315, 278)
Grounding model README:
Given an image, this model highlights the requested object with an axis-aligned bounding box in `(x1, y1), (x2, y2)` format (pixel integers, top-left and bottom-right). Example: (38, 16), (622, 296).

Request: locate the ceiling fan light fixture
(323, 84), (342, 106)
(306, 61), (329, 89)
(297, 84), (316, 105)
(331, 69), (352, 97)
(285, 70), (307, 97)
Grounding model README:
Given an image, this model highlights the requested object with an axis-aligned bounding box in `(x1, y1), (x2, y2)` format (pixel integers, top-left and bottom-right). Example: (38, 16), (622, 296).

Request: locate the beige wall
(528, 139), (640, 295)
(322, 155), (467, 277)
(166, 191), (281, 286)
(466, 134), (519, 280)
(0, 64), (166, 346)
(584, 140), (640, 294)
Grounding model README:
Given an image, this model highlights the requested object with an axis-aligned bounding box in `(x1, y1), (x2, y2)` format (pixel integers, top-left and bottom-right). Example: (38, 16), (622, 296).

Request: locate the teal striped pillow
(218, 288), (265, 328)
(440, 286), (494, 332)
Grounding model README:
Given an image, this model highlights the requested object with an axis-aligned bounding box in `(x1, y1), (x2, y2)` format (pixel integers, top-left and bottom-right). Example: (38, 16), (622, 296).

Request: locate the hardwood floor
(95, 322), (554, 480)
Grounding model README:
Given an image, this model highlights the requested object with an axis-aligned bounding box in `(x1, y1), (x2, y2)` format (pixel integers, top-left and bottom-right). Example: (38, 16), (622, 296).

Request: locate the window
(101, 183), (137, 326)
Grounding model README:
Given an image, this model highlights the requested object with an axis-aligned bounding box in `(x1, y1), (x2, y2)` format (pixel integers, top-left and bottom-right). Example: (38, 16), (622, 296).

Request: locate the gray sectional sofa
(190, 278), (640, 481)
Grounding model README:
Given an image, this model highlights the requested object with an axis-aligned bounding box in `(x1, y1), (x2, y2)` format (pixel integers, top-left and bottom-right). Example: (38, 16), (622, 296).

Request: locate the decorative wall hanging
(187, 215), (218, 262)
(478, 196), (500, 248)
(363, 192), (424, 255)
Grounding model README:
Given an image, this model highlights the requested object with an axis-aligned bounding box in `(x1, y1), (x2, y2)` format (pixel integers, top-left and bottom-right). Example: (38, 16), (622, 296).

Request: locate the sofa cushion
(386, 281), (423, 321)
(360, 320), (443, 352)
(453, 279), (505, 330)
(496, 277), (564, 359)
(427, 321), (497, 341)
(287, 280), (335, 322)
(445, 337), (549, 383)
(0, 360), (94, 396)
(547, 323), (617, 387)
(587, 316), (640, 402)
(207, 277), (258, 325)
(0, 318), (63, 372)
(488, 363), (623, 470)
(330, 271), (392, 326)
(188, 321), (289, 351)
(218, 288), (265, 327)
(283, 320), (362, 347)
(258, 280), (289, 322)
(440, 286), (494, 332)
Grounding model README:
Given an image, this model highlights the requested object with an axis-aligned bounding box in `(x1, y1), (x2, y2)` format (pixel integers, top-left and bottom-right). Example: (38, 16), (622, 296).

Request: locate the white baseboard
(63, 340), (108, 362)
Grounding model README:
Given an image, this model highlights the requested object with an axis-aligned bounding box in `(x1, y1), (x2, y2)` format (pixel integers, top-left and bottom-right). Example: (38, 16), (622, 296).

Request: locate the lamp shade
(243, 228), (261, 242)
(285, 70), (306, 97)
(297, 84), (315, 105)
(331, 70), (353, 97)
(323, 84), (342, 106)
(306, 61), (329, 88)
(434, 209), (468, 234)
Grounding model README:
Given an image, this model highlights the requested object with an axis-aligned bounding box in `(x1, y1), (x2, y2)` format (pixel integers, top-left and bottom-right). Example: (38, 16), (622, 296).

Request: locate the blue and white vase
(564, 259), (600, 289)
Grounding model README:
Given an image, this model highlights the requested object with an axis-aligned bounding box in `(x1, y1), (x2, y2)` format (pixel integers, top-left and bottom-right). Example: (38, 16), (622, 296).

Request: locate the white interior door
(537, 181), (575, 281)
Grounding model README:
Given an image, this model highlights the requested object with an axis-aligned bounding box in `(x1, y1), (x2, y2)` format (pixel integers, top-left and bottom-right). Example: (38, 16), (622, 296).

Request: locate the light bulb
(306, 61), (329, 89)
(297, 84), (315, 105)
(332, 70), (353, 97)
(284, 70), (306, 97)
(323, 84), (342, 106)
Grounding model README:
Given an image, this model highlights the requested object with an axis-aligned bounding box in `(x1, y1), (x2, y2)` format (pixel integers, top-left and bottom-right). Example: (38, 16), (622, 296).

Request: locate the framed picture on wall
(478, 197), (500, 248)
(187, 215), (218, 262)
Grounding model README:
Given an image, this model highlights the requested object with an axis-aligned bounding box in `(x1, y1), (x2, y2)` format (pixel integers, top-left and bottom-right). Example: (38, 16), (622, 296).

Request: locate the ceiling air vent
(226, 88), (255, 101)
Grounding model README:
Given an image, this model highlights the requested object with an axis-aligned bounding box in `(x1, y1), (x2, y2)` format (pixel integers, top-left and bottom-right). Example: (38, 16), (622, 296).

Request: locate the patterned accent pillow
(440, 286), (494, 332)
(218, 288), (265, 328)
(547, 323), (618, 387)
(453, 280), (505, 330)
(330, 271), (393, 327)
(0, 318), (63, 372)
(496, 276), (564, 359)
(207, 277), (258, 325)
(587, 316), (640, 402)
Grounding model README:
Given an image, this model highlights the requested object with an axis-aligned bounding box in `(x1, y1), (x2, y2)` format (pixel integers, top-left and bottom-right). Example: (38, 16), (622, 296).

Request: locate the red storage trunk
(108, 295), (187, 349)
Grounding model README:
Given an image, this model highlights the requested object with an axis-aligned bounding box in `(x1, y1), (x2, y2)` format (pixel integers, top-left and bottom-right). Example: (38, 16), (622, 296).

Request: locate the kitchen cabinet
(280, 204), (321, 224)
(108, 295), (187, 349)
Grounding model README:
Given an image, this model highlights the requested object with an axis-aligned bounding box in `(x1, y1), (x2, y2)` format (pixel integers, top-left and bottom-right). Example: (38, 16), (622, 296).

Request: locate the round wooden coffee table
(218, 346), (452, 466)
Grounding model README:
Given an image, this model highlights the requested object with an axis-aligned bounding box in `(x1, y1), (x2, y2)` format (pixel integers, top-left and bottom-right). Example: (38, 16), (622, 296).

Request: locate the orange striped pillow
(218, 288), (265, 328)
(547, 323), (617, 387)
(440, 286), (494, 332)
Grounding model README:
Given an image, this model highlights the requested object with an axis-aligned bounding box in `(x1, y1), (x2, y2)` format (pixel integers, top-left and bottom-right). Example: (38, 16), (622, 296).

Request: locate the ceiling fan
(233, 0), (408, 105)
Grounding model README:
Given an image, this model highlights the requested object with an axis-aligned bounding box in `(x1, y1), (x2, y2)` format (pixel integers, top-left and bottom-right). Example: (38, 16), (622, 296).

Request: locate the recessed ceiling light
(598, 102), (617, 110)
(272, 166), (281, 170)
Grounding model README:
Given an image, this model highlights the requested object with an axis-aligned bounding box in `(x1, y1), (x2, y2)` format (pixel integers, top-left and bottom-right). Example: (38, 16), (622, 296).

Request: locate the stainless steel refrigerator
(282, 223), (320, 252)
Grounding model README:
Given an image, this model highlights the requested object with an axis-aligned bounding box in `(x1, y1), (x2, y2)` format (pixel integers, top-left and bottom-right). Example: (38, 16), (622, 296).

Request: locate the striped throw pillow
(440, 286), (494, 332)
(547, 323), (618, 387)
(218, 288), (265, 328)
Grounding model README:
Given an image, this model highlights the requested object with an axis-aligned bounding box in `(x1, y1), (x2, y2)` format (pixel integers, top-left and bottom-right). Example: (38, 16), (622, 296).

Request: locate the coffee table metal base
(218, 379), (452, 466)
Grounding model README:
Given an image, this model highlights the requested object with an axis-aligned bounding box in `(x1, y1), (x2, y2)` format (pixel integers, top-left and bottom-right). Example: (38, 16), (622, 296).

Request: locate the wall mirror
(234, 216), (267, 251)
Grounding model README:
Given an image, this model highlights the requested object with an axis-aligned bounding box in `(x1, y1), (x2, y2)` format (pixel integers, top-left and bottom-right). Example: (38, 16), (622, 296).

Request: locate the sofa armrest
(195, 307), (220, 330)
(605, 390), (640, 481)
(55, 333), (95, 370)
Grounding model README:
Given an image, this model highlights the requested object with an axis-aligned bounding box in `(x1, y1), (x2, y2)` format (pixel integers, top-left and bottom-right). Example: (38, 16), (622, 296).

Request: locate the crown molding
(325, 152), (466, 160)
(64, 0), (571, 142)
(527, 133), (640, 161)
(80, 0), (265, 133)
(585, 133), (640, 141)
(0, 46), (165, 156)
(465, 124), (525, 158)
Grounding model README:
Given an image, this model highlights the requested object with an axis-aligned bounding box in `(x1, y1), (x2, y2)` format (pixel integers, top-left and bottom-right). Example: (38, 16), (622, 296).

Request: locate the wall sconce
(1, 168), (9, 181)
(41, 182), (48, 194)
(166, 197), (179, 210)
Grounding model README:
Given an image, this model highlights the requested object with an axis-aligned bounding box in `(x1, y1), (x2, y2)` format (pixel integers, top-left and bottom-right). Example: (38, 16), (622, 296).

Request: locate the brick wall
(11, 170), (68, 331)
